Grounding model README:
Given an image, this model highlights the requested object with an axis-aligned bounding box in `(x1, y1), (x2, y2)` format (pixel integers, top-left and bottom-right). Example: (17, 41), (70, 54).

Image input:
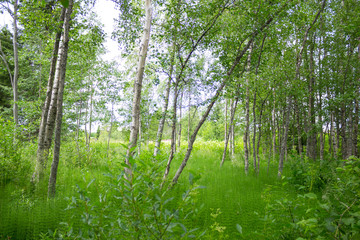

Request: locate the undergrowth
(0, 137), (359, 239)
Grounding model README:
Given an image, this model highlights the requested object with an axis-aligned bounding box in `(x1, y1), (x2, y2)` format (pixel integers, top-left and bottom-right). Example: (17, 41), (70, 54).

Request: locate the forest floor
(0, 140), (326, 239)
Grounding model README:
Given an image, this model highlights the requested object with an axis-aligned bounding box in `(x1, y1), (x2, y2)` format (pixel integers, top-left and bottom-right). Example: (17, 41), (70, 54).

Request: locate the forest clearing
(0, 0), (359, 239)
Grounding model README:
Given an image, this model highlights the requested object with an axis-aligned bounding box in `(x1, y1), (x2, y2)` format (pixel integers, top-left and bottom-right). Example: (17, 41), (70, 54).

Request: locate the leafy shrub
(55, 153), (205, 239)
(261, 157), (360, 239)
(0, 117), (29, 185)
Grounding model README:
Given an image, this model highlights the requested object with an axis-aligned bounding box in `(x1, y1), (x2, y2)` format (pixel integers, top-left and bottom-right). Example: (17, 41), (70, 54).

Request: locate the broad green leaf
(236, 224), (242, 234)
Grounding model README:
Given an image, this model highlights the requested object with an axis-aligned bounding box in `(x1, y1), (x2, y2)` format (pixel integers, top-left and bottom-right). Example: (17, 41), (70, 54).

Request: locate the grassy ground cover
(2, 140), (352, 239)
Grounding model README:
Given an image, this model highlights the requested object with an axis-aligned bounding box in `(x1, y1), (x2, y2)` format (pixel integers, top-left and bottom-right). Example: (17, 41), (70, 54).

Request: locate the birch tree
(125, 0), (153, 178)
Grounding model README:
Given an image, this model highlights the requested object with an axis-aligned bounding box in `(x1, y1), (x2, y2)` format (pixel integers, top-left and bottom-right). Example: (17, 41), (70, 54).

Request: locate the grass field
(0, 140), (300, 239)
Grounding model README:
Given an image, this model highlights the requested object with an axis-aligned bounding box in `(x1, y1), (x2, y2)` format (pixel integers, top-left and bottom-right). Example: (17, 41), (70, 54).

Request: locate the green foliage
(261, 157), (360, 239)
(0, 117), (30, 185)
(54, 152), (204, 239)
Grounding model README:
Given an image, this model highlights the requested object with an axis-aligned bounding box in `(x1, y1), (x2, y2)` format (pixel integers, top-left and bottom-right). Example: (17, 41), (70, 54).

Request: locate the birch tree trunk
(244, 45), (253, 175)
(221, 98), (238, 166)
(153, 45), (175, 156)
(188, 86), (191, 144)
(163, 80), (179, 181)
(12, 0), (19, 127)
(138, 115), (142, 155)
(354, 42), (360, 157)
(272, 90), (276, 161)
(88, 81), (94, 146)
(107, 102), (114, 158)
(278, 96), (292, 178)
(48, 0), (73, 197)
(225, 99), (228, 143)
(306, 37), (317, 160)
(32, 8), (66, 184)
(125, 0), (152, 178)
(252, 91), (257, 171)
(178, 91), (183, 148)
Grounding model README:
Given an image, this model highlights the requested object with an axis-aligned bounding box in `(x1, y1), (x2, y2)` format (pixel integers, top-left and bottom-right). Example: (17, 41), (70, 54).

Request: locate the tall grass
(0, 139), (288, 239)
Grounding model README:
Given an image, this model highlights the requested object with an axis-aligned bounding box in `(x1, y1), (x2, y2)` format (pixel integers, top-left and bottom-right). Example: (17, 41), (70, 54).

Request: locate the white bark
(125, 0), (152, 178)
(48, 0), (74, 197)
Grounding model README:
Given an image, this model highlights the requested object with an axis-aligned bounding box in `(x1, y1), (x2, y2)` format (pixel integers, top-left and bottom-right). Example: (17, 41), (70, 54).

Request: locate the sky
(93, 0), (120, 61)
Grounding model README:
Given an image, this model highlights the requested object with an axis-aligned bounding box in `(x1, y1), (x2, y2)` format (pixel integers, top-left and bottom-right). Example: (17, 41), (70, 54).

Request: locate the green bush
(55, 153), (205, 239)
(0, 117), (28, 185)
(261, 157), (360, 239)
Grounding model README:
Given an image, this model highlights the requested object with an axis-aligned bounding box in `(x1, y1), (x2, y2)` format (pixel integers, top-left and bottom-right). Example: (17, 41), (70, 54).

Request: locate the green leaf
(59, 0), (69, 8)
(304, 192), (317, 199)
(236, 224), (242, 234)
(189, 172), (194, 185)
(342, 217), (355, 225)
(87, 178), (95, 189)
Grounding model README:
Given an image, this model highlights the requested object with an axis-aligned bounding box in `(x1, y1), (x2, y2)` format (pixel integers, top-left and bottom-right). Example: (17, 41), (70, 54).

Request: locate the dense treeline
(0, 0), (359, 239)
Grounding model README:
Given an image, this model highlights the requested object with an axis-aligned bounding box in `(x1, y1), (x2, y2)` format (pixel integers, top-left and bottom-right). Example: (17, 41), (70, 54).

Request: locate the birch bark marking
(48, 0), (74, 197)
(125, 0), (152, 177)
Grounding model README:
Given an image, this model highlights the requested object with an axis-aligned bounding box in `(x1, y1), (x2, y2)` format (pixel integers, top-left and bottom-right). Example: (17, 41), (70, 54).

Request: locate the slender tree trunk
(229, 99), (234, 156)
(244, 45), (253, 175)
(12, 0), (19, 127)
(256, 105), (263, 171)
(221, 98), (238, 166)
(336, 116), (340, 159)
(231, 118), (235, 155)
(178, 91), (183, 148)
(33, 8), (66, 184)
(252, 92), (257, 171)
(225, 99), (228, 143)
(272, 92), (276, 161)
(107, 102), (114, 158)
(84, 100), (89, 147)
(278, 96), (292, 178)
(48, 0), (73, 197)
(76, 101), (82, 161)
(340, 84), (347, 159)
(138, 115), (142, 155)
(163, 80), (179, 181)
(319, 93), (324, 161)
(38, 37), (62, 172)
(328, 120), (333, 156)
(306, 37), (316, 160)
(88, 82), (93, 146)
(354, 42), (360, 157)
(125, 0), (152, 178)
(256, 96), (268, 172)
(154, 45), (175, 156)
(188, 85), (191, 144)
